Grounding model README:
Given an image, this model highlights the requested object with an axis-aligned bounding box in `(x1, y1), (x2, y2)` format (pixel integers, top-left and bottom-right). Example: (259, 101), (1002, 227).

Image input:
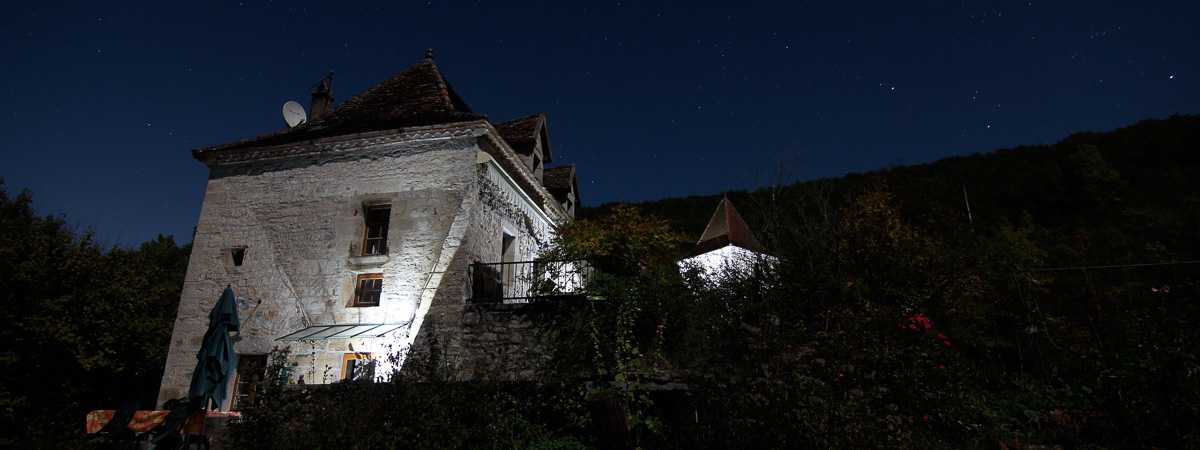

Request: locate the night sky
(2, 1), (1196, 246)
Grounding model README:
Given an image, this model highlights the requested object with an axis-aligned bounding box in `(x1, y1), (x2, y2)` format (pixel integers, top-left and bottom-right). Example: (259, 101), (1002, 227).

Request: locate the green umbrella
(187, 286), (240, 410)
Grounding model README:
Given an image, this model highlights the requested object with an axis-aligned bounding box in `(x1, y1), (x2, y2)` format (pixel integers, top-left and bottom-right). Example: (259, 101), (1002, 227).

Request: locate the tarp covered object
(187, 286), (240, 410)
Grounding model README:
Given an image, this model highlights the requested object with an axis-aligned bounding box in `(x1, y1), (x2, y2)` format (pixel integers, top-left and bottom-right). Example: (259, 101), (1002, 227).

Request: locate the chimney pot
(310, 72), (335, 120)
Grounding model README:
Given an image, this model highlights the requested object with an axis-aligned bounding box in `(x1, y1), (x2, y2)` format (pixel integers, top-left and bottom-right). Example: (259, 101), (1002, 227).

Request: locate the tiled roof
(195, 58), (484, 153)
(493, 113), (552, 163)
(694, 196), (767, 255)
(542, 165), (580, 206)
(189, 57), (573, 222)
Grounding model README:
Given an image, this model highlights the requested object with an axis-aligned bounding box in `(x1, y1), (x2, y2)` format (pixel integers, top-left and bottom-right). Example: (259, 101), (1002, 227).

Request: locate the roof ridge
(333, 59), (468, 117)
(425, 59), (455, 112)
(497, 113), (546, 125)
(424, 58), (476, 114)
(325, 60), (424, 118)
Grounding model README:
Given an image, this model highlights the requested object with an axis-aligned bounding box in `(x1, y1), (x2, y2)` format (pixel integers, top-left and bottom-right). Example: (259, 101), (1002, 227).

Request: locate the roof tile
(694, 196), (767, 254)
(197, 59), (483, 153)
(493, 113), (552, 163)
(542, 165), (580, 206)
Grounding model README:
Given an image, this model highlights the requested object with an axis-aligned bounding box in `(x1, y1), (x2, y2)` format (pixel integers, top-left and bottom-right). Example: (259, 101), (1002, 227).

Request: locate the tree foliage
(0, 180), (190, 448)
(550, 176), (1199, 448)
(561, 115), (1200, 448)
(6, 114), (1200, 448)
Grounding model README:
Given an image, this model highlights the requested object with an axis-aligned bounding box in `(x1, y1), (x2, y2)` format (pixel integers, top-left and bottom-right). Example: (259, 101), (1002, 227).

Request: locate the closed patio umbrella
(187, 285), (240, 410)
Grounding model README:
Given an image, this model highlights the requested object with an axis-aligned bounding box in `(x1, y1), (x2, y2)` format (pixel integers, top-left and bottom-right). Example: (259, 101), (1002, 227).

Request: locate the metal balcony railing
(468, 259), (593, 303)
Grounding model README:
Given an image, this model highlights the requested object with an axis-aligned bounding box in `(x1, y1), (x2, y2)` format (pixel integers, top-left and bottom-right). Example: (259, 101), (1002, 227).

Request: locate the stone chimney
(310, 72), (334, 120)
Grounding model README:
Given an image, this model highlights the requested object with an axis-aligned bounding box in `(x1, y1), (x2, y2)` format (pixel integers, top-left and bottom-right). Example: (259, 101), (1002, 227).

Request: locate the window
(352, 273), (383, 307)
(531, 155), (541, 172)
(230, 247), (247, 266)
(362, 205), (390, 256)
(231, 354), (268, 410)
(500, 232), (516, 288)
(342, 353), (375, 382)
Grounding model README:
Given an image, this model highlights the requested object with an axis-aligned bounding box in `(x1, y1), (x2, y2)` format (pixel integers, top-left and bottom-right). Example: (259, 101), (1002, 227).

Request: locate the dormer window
(362, 205), (390, 256)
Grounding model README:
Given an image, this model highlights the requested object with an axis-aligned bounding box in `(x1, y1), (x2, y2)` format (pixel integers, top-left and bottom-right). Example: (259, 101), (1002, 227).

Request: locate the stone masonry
(156, 56), (580, 408)
(157, 58), (578, 407)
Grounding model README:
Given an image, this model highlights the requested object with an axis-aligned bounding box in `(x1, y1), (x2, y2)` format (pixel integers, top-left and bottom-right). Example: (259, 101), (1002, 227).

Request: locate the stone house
(156, 55), (584, 409)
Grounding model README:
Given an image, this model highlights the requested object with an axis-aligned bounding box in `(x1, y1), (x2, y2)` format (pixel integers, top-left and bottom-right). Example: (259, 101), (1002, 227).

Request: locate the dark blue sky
(2, 1), (1196, 246)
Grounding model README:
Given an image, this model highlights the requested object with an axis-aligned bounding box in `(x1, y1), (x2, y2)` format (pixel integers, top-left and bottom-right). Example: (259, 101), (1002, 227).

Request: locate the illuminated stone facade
(157, 60), (579, 408)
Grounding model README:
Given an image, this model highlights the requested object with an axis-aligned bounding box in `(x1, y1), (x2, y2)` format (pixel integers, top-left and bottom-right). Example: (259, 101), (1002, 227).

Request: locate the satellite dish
(282, 100), (307, 127)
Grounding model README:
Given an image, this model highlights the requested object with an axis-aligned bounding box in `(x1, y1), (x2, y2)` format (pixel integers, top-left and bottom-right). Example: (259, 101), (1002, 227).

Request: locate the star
(1168, 74), (1175, 79)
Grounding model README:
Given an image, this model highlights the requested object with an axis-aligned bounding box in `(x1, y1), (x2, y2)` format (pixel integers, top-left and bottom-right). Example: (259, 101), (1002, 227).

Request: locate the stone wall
(404, 304), (557, 381)
(158, 135), (480, 405)
(159, 127), (567, 406)
(407, 156), (559, 380)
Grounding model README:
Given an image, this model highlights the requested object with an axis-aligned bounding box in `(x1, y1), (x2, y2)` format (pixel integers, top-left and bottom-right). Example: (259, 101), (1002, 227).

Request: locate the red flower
(936, 332), (952, 347)
(902, 313), (935, 333)
(936, 363), (945, 369)
(922, 415), (930, 422)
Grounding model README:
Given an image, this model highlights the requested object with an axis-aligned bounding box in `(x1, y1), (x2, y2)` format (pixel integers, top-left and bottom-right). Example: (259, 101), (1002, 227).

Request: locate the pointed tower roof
(694, 196), (767, 255)
(196, 57), (484, 153)
(320, 58), (481, 130)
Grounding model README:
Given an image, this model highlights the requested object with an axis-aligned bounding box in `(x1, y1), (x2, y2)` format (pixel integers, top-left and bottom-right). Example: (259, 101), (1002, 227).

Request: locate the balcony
(468, 259), (593, 304)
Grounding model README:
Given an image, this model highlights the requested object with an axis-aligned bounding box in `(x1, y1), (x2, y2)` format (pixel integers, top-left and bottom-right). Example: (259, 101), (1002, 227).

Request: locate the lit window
(362, 205), (390, 256)
(342, 353), (375, 381)
(352, 273), (383, 307)
(231, 354), (267, 410)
